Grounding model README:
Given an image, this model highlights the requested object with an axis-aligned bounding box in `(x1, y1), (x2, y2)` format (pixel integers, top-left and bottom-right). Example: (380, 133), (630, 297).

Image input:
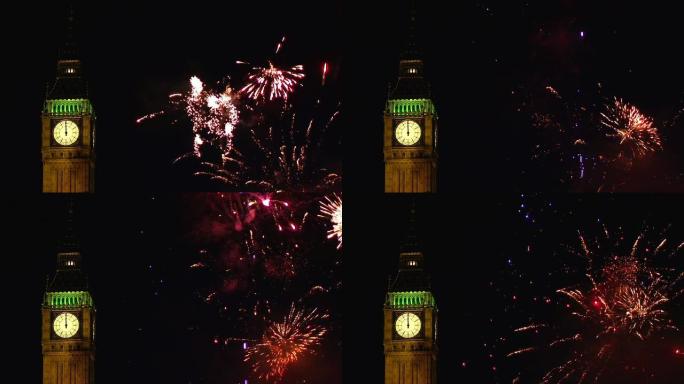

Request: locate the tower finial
(401, 0), (420, 60)
(400, 199), (420, 252)
(59, 3), (79, 60)
(61, 199), (80, 252)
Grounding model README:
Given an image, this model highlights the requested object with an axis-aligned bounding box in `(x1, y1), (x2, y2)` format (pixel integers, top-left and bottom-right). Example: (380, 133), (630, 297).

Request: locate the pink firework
(240, 62), (305, 102)
(186, 76), (239, 158)
(245, 304), (328, 381)
(137, 38), (341, 190)
(601, 97), (662, 160)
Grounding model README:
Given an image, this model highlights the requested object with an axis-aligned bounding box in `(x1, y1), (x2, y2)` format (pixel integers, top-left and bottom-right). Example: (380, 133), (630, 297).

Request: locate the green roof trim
(44, 99), (93, 116)
(387, 291), (435, 308)
(44, 291), (93, 308)
(387, 99), (436, 116)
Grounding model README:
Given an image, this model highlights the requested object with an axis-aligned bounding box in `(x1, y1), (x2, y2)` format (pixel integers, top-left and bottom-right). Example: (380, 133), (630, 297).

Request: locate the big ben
(42, 9), (96, 193)
(42, 207), (95, 384)
(384, 9), (437, 193)
(384, 209), (437, 383)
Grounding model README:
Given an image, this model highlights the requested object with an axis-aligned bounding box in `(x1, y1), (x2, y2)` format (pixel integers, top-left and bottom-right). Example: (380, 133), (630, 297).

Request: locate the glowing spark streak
(630, 233), (643, 258)
(514, 324), (547, 333)
(548, 334), (581, 347)
(136, 111), (165, 124)
(507, 347), (535, 357)
(654, 239), (667, 255)
(578, 232), (591, 258)
(275, 36), (286, 54)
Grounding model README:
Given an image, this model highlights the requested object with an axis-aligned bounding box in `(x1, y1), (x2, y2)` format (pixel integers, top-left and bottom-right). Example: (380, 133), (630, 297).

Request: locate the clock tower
(384, 9), (437, 193)
(42, 9), (95, 193)
(42, 208), (95, 384)
(384, 209), (437, 383)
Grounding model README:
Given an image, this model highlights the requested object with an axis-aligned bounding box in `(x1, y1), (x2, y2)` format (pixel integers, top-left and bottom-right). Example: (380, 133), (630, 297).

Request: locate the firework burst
(518, 84), (674, 191)
(240, 62), (305, 103)
(319, 194), (342, 249)
(180, 193), (340, 383)
(245, 303), (329, 382)
(187, 193), (311, 310)
(601, 97), (662, 161)
(508, 227), (683, 383)
(186, 76), (239, 157)
(137, 38), (341, 191)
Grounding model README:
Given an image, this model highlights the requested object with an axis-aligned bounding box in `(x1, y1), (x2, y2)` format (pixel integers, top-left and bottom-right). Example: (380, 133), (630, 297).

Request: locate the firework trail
(245, 303), (328, 382)
(508, 227), (683, 383)
(137, 39), (341, 191)
(182, 193), (339, 340)
(187, 193), (308, 302)
(522, 84), (601, 185)
(318, 194), (342, 249)
(519, 84), (672, 190)
(601, 97), (662, 161)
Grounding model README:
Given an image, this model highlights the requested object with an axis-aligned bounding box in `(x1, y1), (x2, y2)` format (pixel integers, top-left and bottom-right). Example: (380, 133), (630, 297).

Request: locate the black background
(6, 1), (341, 191)
(5, 0), (684, 382)
(344, 194), (684, 382)
(345, 0), (684, 192)
(8, 195), (341, 383)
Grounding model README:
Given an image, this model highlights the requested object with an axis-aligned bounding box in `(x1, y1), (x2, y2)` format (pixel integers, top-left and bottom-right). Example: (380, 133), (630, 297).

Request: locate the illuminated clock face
(395, 312), (421, 338)
(53, 120), (80, 146)
(53, 313), (79, 339)
(395, 120), (422, 146)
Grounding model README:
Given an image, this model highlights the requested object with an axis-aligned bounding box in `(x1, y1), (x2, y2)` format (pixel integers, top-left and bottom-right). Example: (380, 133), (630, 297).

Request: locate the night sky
(345, 194), (684, 383)
(346, 0), (684, 192)
(7, 1), (684, 383)
(11, 195), (342, 383)
(6, 1), (341, 191)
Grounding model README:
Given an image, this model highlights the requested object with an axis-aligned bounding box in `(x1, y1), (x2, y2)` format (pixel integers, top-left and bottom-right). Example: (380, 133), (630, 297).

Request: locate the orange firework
(601, 97), (662, 160)
(245, 304), (328, 381)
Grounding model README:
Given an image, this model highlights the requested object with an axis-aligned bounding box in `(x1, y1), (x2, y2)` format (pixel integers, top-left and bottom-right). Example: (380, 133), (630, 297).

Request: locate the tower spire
(60, 199), (80, 253)
(47, 2), (88, 99)
(59, 3), (79, 61)
(400, 199), (420, 253)
(389, 0), (429, 99)
(401, 0), (420, 60)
